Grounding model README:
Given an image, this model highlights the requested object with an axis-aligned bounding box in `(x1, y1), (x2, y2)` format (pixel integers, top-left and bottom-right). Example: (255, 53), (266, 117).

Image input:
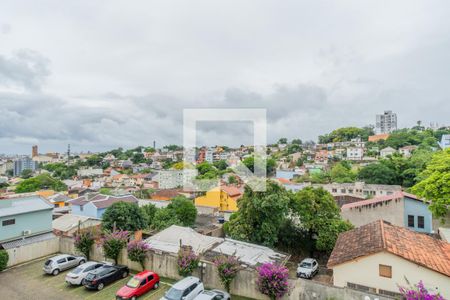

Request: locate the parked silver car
(65, 261), (105, 285)
(194, 290), (230, 300)
(160, 277), (204, 300)
(43, 254), (86, 275)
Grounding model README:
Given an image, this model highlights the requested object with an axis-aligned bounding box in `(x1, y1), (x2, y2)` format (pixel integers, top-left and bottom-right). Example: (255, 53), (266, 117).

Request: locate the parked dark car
(83, 265), (129, 291)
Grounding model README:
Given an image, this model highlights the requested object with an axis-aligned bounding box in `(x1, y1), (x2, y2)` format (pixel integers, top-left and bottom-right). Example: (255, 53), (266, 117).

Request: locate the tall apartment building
(376, 110), (397, 134)
(13, 157), (38, 177)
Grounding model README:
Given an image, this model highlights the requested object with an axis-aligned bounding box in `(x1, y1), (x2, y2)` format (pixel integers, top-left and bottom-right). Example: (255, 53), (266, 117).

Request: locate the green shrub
(0, 250), (9, 271)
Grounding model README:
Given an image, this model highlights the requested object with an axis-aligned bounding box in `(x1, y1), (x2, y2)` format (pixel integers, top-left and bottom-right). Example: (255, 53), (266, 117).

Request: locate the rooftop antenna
(67, 144), (71, 165)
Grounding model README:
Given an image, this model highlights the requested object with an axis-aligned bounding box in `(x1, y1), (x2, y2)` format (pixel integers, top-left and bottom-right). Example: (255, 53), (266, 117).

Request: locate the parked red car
(116, 270), (160, 300)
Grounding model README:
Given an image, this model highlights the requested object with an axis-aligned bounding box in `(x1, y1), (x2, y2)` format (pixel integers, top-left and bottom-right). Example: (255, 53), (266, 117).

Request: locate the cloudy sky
(1, 1), (449, 154)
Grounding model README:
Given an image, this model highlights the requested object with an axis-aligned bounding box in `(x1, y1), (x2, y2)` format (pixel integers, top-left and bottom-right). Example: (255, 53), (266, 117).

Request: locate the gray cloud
(0, 1), (450, 154)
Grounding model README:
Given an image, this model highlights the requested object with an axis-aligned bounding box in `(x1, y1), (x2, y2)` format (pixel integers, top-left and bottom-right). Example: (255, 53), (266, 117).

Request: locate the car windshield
(71, 267), (83, 274)
(45, 260), (53, 266)
(300, 262), (312, 268)
(165, 288), (184, 300)
(126, 277), (140, 288)
(85, 273), (96, 281)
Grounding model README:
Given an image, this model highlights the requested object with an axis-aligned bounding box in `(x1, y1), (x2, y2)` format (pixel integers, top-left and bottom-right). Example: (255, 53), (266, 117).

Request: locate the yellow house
(195, 186), (243, 212)
(46, 193), (71, 208)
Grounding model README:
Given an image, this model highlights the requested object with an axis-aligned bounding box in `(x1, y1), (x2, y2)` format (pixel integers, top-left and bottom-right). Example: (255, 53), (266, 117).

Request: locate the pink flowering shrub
(256, 263), (290, 300)
(213, 255), (240, 292)
(74, 230), (95, 260)
(101, 230), (129, 264)
(177, 248), (199, 277)
(127, 240), (150, 270)
(399, 281), (445, 300)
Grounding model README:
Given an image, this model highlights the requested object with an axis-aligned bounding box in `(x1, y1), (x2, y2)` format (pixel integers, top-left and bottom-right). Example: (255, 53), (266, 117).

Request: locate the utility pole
(67, 144), (71, 166)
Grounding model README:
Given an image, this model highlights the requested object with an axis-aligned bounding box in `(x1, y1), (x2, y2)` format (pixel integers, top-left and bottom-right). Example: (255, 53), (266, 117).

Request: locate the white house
(328, 220), (450, 299)
(346, 147), (364, 161)
(380, 147), (396, 158)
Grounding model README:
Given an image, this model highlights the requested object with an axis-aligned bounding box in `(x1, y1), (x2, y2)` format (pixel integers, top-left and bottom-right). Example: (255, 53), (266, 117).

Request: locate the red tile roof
(221, 185), (243, 197)
(327, 220), (450, 277)
(341, 191), (425, 210)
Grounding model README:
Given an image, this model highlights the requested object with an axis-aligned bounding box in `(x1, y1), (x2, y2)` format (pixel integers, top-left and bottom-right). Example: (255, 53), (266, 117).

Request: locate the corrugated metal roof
(0, 196), (53, 218)
(1, 232), (56, 250)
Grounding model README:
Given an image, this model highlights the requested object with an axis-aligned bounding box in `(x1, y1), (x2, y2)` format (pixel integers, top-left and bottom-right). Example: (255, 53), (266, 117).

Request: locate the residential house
(439, 134), (450, 150)
(275, 169), (302, 180)
(328, 220), (450, 298)
(0, 196), (53, 243)
(398, 145), (418, 157)
(46, 193), (71, 208)
(346, 147), (364, 161)
(68, 194), (138, 219)
(77, 168), (104, 177)
(155, 169), (196, 189)
(314, 150), (329, 164)
(317, 182), (402, 199)
(52, 214), (101, 237)
(0, 160), (13, 175)
(341, 192), (433, 233)
(380, 147), (396, 158)
(194, 186), (243, 212)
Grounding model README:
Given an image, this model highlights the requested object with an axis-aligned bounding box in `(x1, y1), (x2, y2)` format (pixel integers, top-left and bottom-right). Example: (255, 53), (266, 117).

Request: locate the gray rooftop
(0, 196), (53, 218)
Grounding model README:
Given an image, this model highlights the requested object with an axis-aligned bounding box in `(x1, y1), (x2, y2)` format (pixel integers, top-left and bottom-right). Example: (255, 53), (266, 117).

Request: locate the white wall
(6, 237), (60, 267)
(332, 251), (450, 299)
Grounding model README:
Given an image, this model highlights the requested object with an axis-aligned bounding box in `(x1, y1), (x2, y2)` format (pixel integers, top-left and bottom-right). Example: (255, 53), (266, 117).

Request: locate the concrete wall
(58, 237), (396, 300)
(332, 251), (450, 299)
(6, 236), (59, 267)
(341, 198), (404, 228)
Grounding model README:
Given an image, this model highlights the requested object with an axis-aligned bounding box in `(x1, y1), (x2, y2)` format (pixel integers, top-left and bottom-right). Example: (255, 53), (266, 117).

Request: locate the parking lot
(0, 257), (171, 300)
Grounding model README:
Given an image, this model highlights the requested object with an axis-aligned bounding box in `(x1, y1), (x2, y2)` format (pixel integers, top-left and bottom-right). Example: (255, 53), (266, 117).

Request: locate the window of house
(379, 264), (392, 278)
(332, 188), (337, 193)
(2, 219), (15, 226)
(341, 189), (346, 193)
(407, 215), (415, 227)
(348, 189), (353, 194)
(80, 205), (84, 211)
(418, 216), (425, 229)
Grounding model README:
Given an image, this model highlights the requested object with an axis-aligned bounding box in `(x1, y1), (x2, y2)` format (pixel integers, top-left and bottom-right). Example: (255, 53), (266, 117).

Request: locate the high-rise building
(13, 157), (38, 177)
(376, 110), (397, 134)
(32, 145), (38, 158)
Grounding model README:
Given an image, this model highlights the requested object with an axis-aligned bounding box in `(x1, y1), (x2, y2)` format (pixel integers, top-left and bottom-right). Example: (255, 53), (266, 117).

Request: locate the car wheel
(154, 282), (160, 289)
(97, 283), (104, 290)
(131, 297), (136, 300)
(122, 271), (128, 278)
(79, 260), (85, 265)
(52, 269), (60, 276)
(81, 279), (86, 286)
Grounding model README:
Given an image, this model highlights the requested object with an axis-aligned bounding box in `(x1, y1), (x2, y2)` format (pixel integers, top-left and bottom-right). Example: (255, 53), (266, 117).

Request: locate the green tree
(20, 169), (33, 179)
(319, 127), (374, 143)
(102, 230), (128, 264)
(141, 203), (158, 229)
(357, 163), (398, 185)
(290, 187), (353, 253)
(102, 202), (147, 232)
(15, 174), (67, 193)
(213, 160), (228, 171)
(152, 207), (182, 230)
(412, 149), (450, 220)
(225, 181), (290, 247)
(241, 156), (276, 176)
(167, 196), (197, 227)
(330, 162), (356, 183)
(74, 230), (95, 260)
(291, 139), (302, 145)
(278, 138), (288, 144)
(0, 249), (8, 271)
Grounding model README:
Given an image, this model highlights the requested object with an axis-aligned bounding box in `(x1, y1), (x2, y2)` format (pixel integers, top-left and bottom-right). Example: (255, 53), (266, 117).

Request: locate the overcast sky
(1, 1), (450, 154)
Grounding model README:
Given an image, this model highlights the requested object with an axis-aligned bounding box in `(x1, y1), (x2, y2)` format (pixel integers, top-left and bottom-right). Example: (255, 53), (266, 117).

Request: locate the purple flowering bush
(399, 280), (445, 300)
(101, 230), (129, 264)
(74, 230), (95, 260)
(127, 240), (150, 270)
(256, 262), (290, 300)
(213, 255), (240, 292)
(177, 248), (199, 277)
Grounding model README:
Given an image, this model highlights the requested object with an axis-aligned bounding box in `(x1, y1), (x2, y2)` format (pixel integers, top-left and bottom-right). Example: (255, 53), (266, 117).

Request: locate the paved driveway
(0, 257), (170, 300)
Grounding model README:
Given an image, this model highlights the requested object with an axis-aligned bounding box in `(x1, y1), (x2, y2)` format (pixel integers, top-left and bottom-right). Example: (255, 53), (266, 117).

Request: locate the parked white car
(65, 261), (105, 285)
(296, 258), (319, 279)
(43, 254), (86, 275)
(160, 277), (204, 300)
(194, 290), (230, 300)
